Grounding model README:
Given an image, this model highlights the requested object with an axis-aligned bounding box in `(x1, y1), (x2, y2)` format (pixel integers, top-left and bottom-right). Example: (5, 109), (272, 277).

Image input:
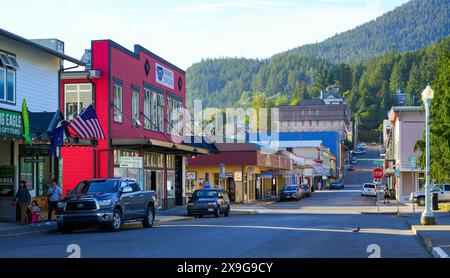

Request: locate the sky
(1, 0), (410, 70)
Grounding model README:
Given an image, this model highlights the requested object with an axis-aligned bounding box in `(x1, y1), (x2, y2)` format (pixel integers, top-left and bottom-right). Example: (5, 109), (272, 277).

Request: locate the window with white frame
(157, 94), (164, 132)
(132, 89), (140, 124)
(167, 96), (183, 136)
(0, 51), (19, 104)
(64, 83), (93, 120)
(114, 84), (123, 122)
(144, 89), (152, 129)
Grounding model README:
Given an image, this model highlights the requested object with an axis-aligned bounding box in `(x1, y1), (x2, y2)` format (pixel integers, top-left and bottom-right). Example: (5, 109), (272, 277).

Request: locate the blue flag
(48, 121), (67, 156)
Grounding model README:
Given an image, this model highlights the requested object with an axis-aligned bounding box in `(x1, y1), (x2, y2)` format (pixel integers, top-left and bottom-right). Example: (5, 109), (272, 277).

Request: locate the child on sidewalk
(30, 200), (41, 226)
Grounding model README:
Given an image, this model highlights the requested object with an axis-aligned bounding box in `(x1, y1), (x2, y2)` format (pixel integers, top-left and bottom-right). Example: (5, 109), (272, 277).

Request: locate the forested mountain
(186, 0), (450, 109)
(285, 0), (450, 63)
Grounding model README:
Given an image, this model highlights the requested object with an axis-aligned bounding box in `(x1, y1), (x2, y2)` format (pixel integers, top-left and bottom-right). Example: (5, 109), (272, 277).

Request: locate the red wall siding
(61, 147), (94, 194)
(109, 43), (186, 142)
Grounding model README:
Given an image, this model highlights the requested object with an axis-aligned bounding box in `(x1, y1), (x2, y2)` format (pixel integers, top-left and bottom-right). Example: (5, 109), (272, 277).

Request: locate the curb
(360, 211), (398, 215)
(409, 224), (450, 258)
(230, 210), (257, 215)
(0, 228), (56, 238)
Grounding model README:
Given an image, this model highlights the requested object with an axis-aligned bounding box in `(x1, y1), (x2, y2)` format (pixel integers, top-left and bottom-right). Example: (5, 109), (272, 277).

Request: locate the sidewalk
(404, 212), (450, 258)
(0, 222), (57, 238)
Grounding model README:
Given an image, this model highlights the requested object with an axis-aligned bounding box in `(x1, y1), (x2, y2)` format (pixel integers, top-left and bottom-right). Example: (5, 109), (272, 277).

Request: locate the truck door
(119, 181), (133, 220)
(444, 185), (450, 202)
(129, 181), (145, 219)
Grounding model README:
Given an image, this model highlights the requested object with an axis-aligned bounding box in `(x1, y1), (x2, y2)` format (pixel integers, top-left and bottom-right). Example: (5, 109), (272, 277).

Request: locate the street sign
(408, 156), (417, 169)
(372, 168), (384, 179)
(373, 160), (384, 165)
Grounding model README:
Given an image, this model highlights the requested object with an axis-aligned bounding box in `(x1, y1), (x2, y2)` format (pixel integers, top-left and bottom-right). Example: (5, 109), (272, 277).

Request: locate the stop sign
(372, 168), (384, 179)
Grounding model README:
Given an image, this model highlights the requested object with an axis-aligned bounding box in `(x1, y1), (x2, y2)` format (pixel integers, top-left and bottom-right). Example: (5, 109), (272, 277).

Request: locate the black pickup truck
(56, 178), (157, 233)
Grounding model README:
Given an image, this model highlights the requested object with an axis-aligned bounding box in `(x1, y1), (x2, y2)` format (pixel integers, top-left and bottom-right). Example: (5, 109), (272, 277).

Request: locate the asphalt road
(0, 184), (429, 258)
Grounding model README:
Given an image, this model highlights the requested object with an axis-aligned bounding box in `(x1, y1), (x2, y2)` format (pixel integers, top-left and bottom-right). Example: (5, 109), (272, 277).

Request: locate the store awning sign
(0, 108), (23, 139)
(119, 156), (143, 169)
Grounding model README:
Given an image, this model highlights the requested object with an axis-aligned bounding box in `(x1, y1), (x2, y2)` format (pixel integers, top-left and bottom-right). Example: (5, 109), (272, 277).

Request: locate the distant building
(320, 90), (345, 105)
(277, 99), (352, 142)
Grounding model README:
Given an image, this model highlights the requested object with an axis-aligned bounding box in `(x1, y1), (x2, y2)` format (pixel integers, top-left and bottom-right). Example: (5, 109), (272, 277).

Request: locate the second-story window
(0, 51), (19, 104)
(131, 89), (140, 125)
(64, 83), (93, 120)
(114, 84), (123, 123)
(167, 95), (183, 136)
(144, 89), (152, 130)
(157, 94), (164, 132)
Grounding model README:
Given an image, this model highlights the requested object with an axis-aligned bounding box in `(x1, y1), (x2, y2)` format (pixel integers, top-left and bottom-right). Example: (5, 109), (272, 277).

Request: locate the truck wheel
(142, 205), (155, 228)
(418, 197), (425, 206)
(224, 206), (230, 217)
(58, 224), (73, 234)
(110, 208), (123, 232)
(214, 207), (220, 218)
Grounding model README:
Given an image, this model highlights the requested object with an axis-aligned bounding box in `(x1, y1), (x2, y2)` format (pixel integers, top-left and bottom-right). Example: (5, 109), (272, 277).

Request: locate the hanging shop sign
(119, 156), (144, 168)
(0, 109), (22, 139)
(20, 144), (50, 156)
(186, 172), (196, 180)
(233, 171), (243, 182)
(155, 63), (174, 89)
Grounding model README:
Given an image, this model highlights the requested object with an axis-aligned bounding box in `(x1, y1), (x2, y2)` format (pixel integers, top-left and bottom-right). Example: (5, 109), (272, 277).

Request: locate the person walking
(46, 178), (62, 225)
(15, 181), (31, 225)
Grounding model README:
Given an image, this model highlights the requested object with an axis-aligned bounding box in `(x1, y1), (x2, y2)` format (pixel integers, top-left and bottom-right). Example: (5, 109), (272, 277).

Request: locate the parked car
(280, 184), (304, 201)
(56, 178), (157, 233)
(330, 180), (344, 190)
(361, 183), (377, 197)
(187, 189), (231, 217)
(348, 165), (355, 171)
(350, 157), (358, 164)
(410, 184), (450, 206)
(301, 183), (312, 197)
(353, 149), (366, 155)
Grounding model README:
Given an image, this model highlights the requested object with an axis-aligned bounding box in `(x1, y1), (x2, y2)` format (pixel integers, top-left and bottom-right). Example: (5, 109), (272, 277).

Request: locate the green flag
(22, 99), (32, 145)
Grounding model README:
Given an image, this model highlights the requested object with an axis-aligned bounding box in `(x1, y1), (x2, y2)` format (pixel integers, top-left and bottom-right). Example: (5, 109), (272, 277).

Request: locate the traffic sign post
(372, 168), (384, 180)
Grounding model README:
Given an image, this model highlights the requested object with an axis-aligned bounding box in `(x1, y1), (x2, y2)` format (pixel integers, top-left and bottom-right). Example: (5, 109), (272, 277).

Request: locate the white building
(0, 28), (83, 221)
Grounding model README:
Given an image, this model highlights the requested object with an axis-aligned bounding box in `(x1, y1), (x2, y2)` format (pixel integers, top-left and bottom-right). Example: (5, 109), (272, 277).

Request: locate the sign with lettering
(233, 171), (242, 182)
(0, 166), (15, 197)
(186, 172), (196, 180)
(0, 109), (22, 138)
(155, 63), (174, 89)
(408, 156), (417, 169)
(20, 144), (50, 156)
(119, 156), (143, 169)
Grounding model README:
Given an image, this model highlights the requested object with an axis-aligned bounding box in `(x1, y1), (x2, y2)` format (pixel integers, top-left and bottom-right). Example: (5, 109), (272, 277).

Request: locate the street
(0, 145), (430, 258)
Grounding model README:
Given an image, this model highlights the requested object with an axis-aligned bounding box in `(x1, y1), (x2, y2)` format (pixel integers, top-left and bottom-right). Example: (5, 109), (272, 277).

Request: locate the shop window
(166, 154), (175, 169)
(114, 84), (123, 123)
(132, 89), (140, 125)
(167, 170), (175, 198)
(0, 67), (5, 101)
(64, 83), (93, 120)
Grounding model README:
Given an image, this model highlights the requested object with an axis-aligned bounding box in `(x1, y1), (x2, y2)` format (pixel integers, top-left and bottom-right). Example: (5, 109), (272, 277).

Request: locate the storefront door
(255, 175), (262, 200)
(144, 169), (164, 209)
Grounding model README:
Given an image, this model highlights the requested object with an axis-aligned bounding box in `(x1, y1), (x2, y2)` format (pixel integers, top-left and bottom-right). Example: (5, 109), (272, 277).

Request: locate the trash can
(432, 193), (439, 210)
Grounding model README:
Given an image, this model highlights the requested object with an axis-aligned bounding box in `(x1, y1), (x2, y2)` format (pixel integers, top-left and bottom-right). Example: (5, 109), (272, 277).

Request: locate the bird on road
(352, 227), (360, 233)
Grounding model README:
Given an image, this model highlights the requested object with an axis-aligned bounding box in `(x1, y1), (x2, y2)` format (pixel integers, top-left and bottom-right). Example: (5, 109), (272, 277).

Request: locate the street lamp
(421, 85), (436, 225)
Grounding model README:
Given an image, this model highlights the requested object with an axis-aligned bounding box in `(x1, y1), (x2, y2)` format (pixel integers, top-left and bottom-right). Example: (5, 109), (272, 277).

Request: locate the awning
(111, 136), (219, 155)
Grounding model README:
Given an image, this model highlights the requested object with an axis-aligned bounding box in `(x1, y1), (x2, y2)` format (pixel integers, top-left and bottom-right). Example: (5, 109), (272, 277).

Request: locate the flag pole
(91, 139), (98, 178)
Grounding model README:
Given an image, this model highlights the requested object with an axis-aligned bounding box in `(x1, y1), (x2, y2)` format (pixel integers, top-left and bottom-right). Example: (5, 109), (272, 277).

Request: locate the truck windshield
(72, 180), (119, 194)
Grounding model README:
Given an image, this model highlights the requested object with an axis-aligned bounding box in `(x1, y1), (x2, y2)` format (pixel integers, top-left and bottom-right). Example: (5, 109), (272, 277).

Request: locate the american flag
(68, 105), (105, 139)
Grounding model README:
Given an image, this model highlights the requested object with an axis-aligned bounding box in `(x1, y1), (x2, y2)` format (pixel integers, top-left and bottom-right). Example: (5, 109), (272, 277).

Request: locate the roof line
(94, 39), (185, 73)
(0, 28), (85, 66)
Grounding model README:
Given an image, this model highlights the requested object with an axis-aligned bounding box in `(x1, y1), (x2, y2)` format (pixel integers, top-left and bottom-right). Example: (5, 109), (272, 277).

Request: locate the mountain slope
(186, 0), (450, 108)
(286, 0), (450, 63)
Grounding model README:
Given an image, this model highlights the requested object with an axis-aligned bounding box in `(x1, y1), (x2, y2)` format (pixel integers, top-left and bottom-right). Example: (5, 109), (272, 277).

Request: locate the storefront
(0, 108), (22, 221)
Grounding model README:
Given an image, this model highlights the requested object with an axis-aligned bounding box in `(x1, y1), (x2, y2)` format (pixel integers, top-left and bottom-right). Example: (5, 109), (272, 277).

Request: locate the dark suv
(187, 189), (231, 217)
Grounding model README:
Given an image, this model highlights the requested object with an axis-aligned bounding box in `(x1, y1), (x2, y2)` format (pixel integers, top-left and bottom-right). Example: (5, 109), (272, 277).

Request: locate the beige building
(384, 107), (425, 202)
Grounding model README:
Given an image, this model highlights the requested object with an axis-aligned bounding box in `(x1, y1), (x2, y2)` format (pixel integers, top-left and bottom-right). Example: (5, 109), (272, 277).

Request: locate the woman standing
(15, 181), (31, 225)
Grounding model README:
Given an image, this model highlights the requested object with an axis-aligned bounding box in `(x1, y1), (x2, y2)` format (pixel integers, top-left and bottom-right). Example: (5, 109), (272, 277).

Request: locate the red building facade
(59, 40), (202, 209)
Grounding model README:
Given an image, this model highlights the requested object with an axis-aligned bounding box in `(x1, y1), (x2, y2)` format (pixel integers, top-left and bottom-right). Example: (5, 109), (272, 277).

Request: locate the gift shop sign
(0, 109), (22, 138)
(155, 63), (174, 89)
